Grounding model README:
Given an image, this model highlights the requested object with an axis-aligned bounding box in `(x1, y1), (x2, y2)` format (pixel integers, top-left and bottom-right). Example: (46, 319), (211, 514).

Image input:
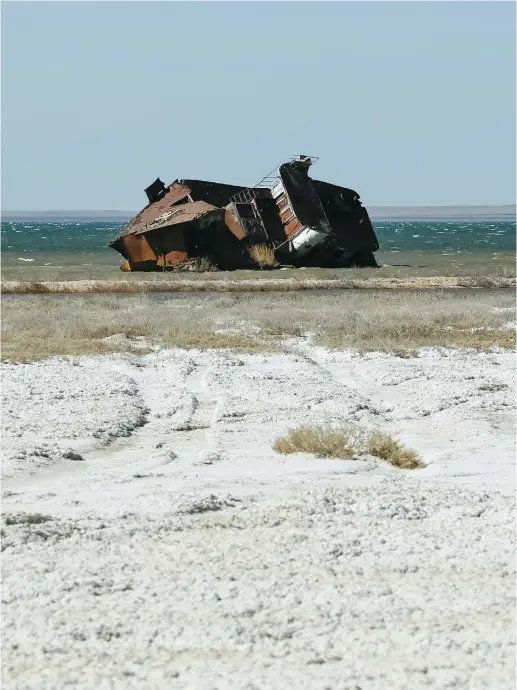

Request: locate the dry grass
(319, 312), (517, 353)
(248, 244), (278, 268)
(273, 424), (425, 469)
(0, 294), (278, 361)
(273, 424), (365, 459)
(365, 430), (424, 469)
(191, 257), (218, 273)
(7, 281), (52, 294)
(2, 275), (515, 294)
(1, 290), (514, 361)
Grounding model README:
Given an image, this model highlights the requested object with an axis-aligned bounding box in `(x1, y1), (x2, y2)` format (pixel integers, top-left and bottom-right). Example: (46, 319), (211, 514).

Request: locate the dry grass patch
(274, 423), (424, 469)
(248, 244), (278, 268)
(0, 294), (281, 361)
(0, 328), (278, 362)
(191, 257), (218, 273)
(3, 274), (516, 294)
(366, 430), (424, 469)
(273, 424), (365, 459)
(320, 318), (516, 353)
(1, 290), (514, 361)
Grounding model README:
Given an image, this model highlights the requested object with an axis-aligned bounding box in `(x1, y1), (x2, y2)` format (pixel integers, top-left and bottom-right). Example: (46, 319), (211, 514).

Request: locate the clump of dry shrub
(248, 244), (278, 268)
(365, 430), (424, 469)
(273, 423), (424, 469)
(273, 424), (364, 459)
(191, 257), (218, 273)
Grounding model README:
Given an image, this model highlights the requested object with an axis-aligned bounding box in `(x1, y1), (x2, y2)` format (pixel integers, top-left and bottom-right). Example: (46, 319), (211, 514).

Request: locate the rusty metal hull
(110, 158), (380, 271)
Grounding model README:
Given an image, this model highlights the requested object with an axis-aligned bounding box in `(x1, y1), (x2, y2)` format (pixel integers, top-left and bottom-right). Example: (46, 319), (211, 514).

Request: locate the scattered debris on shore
(109, 156), (380, 271)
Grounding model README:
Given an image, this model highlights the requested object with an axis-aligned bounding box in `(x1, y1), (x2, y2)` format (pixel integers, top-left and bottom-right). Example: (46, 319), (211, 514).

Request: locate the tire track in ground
(169, 358), (226, 466)
(3, 355), (204, 491)
(285, 339), (391, 424)
(105, 354), (228, 470)
(59, 353), (228, 475)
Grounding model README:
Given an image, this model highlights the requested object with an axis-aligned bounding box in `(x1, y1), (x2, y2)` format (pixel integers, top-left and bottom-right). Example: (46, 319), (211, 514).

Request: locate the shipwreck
(110, 156), (380, 271)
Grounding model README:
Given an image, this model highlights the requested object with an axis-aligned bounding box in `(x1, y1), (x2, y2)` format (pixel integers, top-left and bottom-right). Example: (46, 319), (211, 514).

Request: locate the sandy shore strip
(2, 341), (515, 689)
(2, 275), (516, 293)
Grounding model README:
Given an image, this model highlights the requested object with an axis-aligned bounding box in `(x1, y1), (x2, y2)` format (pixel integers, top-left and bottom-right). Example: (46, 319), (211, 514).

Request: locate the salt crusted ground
(1, 343), (515, 689)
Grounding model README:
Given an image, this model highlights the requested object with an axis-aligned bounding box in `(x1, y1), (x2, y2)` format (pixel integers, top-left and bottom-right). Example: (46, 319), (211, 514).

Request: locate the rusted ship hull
(110, 157), (379, 271)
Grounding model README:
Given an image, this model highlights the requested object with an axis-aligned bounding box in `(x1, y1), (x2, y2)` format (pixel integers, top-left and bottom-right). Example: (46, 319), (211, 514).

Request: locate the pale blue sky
(2, 1), (515, 210)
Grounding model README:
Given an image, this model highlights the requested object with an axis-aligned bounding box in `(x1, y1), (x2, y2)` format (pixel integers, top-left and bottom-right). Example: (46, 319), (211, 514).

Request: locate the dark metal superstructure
(110, 156), (379, 270)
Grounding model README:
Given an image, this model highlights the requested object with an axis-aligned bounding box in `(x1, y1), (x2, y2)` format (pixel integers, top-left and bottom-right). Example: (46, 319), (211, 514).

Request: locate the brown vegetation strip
(2, 276), (516, 294)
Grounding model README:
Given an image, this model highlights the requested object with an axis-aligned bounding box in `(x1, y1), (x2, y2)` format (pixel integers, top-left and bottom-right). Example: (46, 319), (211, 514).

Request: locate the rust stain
(224, 204), (247, 241)
(137, 201), (219, 234)
(122, 182), (192, 237)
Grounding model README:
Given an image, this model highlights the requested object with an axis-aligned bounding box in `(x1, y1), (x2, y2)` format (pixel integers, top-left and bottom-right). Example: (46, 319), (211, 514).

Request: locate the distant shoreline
(2, 205), (516, 223)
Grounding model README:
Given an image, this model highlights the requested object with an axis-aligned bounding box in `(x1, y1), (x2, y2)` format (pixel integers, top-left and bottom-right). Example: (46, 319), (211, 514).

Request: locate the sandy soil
(2, 343), (515, 689)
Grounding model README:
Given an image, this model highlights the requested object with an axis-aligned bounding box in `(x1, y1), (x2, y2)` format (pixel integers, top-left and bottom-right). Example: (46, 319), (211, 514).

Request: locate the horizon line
(2, 203), (516, 213)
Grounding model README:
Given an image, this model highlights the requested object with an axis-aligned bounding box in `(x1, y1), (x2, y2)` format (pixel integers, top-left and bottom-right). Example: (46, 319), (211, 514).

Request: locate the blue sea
(1, 220), (515, 279)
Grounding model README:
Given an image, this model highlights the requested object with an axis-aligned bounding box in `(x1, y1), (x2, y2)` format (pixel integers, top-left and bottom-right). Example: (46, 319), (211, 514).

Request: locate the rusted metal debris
(110, 156), (379, 271)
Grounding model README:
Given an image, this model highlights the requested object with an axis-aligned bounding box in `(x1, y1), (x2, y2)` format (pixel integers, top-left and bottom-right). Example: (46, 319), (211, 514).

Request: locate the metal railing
(230, 155), (319, 204)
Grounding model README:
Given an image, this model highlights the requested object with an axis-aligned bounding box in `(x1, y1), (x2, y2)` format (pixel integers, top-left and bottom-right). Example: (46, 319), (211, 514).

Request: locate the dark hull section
(110, 157), (380, 271)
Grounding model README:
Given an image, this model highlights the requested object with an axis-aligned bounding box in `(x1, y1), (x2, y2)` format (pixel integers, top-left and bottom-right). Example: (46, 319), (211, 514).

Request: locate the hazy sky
(2, 1), (515, 210)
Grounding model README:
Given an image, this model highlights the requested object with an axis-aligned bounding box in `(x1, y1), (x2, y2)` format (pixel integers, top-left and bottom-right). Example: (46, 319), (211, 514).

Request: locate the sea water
(1, 220), (515, 280)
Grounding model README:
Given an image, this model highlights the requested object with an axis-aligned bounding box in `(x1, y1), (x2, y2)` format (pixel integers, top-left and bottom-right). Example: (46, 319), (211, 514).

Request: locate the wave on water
(0, 220), (515, 266)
